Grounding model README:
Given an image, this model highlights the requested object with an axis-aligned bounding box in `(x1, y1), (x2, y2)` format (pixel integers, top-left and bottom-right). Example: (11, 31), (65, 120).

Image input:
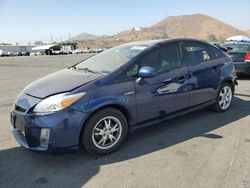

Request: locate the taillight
(245, 52), (250, 62)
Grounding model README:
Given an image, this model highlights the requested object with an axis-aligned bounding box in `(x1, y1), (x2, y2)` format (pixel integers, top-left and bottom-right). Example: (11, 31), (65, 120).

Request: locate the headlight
(33, 92), (86, 113)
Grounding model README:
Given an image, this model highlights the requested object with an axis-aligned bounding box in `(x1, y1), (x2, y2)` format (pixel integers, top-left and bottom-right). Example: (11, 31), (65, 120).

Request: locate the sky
(0, 0), (249, 44)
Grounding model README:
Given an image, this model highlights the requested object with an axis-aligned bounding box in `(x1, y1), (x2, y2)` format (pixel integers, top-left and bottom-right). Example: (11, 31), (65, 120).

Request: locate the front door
(135, 42), (190, 123)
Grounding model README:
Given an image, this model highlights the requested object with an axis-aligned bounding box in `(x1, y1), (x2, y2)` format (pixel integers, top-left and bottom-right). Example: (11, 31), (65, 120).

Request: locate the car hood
(24, 68), (101, 99)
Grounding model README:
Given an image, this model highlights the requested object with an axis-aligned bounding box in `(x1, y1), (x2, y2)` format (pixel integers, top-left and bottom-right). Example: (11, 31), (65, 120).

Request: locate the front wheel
(81, 108), (128, 156)
(213, 83), (233, 112)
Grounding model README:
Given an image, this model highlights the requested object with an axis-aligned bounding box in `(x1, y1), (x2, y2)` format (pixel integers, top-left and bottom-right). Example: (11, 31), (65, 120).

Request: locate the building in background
(31, 44), (61, 55)
(59, 42), (77, 51)
(0, 42), (79, 56)
(31, 43), (77, 55)
(0, 44), (36, 56)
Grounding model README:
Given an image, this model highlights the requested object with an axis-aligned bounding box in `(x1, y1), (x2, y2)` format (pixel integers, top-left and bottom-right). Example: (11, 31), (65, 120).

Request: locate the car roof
(119, 39), (166, 47)
(119, 38), (209, 48)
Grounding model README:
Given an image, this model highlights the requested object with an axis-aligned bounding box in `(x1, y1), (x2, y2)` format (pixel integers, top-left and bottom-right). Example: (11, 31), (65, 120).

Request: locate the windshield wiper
(71, 67), (100, 74)
(100, 70), (111, 75)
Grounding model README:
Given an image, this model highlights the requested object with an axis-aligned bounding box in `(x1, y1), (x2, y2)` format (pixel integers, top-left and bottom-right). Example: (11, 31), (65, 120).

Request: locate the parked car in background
(52, 49), (72, 55)
(1, 51), (14, 57)
(51, 49), (62, 55)
(0, 50), (15, 57)
(82, 49), (91, 53)
(222, 42), (250, 75)
(14, 52), (30, 56)
(11, 39), (237, 156)
(21, 52), (30, 56)
(29, 52), (36, 56)
(61, 50), (72, 55)
(72, 49), (84, 54)
(30, 51), (44, 56)
(14, 52), (22, 56)
(91, 48), (104, 53)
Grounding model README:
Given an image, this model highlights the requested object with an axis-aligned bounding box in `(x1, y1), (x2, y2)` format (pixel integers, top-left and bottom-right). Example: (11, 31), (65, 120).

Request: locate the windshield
(74, 45), (148, 75)
(223, 43), (250, 53)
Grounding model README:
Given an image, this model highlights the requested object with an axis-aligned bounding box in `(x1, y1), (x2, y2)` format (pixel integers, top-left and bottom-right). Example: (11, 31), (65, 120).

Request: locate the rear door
(182, 41), (222, 107)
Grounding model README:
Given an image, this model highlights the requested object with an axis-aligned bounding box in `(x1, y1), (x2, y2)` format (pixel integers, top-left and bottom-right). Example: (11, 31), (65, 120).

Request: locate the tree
(207, 34), (218, 42)
(152, 33), (169, 40)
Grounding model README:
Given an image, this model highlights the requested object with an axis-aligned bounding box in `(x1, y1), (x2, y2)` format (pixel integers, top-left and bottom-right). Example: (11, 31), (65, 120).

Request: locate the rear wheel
(81, 108), (128, 155)
(213, 83), (233, 112)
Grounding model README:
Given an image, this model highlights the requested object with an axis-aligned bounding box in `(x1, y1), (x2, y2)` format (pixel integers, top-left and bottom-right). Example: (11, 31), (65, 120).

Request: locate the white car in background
(72, 49), (84, 54)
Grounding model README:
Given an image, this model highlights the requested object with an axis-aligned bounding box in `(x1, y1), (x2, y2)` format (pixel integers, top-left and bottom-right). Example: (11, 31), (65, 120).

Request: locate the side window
(139, 42), (182, 73)
(125, 64), (139, 78)
(184, 41), (212, 66)
(116, 64), (139, 82)
(116, 42), (182, 82)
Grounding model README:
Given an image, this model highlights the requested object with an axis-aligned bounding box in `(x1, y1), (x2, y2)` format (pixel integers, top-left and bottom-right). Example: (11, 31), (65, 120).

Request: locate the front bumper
(12, 128), (49, 151)
(10, 108), (88, 153)
(234, 61), (250, 74)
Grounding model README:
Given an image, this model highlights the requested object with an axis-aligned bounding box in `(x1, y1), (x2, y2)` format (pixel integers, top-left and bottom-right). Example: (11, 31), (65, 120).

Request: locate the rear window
(223, 43), (250, 53)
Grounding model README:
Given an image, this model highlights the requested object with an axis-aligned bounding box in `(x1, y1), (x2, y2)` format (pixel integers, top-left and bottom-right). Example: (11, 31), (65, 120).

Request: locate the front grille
(15, 105), (26, 113)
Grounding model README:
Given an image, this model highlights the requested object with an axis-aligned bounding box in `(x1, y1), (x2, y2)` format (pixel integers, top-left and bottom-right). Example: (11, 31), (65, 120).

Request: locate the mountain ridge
(246, 29), (250, 35)
(71, 14), (249, 47)
(69, 32), (99, 41)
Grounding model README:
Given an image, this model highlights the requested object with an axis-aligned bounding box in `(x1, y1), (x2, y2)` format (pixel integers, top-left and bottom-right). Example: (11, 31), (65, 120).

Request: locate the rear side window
(183, 41), (212, 66)
(139, 42), (182, 73)
(209, 45), (226, 59)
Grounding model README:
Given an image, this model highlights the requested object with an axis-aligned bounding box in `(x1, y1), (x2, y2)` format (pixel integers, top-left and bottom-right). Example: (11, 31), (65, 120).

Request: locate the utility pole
(165, 12), (168, 18)
(50, 36), (53, 44)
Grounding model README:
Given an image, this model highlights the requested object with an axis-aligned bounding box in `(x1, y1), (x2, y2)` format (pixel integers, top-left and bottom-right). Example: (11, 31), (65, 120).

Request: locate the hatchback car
(10, 39), (237, 155)
(222, 42), (250, 75)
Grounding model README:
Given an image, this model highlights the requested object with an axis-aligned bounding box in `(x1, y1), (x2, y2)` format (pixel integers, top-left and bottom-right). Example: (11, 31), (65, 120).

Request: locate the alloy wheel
(218, 86), (232, 110)
(92, 116), (122, 150)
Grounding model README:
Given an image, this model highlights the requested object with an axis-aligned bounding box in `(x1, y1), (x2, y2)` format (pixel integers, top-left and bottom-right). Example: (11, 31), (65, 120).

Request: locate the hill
(152, 14), (247, 40)
(68, 32), (98, 42)
(114, 14), (247, 42)
(246, 29), (250, 36)
(74, 14), (249, 48)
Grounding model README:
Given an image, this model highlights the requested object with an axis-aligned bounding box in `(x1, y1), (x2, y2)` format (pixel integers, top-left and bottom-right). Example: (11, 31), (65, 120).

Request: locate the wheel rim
(219, 86), (232, 110)
(92, 116), (122, 150)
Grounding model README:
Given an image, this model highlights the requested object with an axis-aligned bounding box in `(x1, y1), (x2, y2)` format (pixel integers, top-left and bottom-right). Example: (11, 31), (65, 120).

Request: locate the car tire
(81, 107), (128, 156)
(213, 83), (234, 112)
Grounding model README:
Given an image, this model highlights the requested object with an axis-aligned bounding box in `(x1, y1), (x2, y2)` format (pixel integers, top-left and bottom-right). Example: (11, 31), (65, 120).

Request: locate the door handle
(176, 74), (190, 83)
(212, 66), (220, 73)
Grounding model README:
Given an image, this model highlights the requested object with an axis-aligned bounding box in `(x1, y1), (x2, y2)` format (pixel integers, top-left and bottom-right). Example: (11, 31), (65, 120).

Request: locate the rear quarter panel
(219, 57), (236, 85)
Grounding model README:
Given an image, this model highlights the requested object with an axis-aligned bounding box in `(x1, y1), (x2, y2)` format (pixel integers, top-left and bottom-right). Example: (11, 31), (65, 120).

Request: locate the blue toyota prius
(10, 39), (237, 155)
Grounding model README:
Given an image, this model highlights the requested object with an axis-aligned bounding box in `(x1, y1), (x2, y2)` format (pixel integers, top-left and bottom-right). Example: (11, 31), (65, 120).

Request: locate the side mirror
(138, 66), (157, 78)
(137, 66), (157, 84)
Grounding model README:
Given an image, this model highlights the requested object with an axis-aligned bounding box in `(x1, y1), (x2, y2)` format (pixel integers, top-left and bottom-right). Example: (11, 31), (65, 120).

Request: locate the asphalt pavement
(0, 55), (250, 188)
